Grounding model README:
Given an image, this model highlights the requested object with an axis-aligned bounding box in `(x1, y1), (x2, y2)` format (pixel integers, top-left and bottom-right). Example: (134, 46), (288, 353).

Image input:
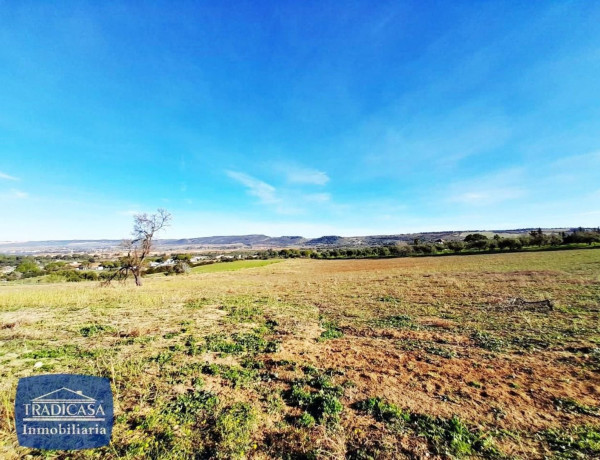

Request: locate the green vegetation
(215, 402), (257, 458)
(471, 331), (505, 352)
(373, 314), (414, 329)
(1, 249), (599, 458)
(544, 425), (600, 458)
(357, 397), (500, 458)
(553, 397), (599, 416)
(2, 228), (598, 284)
(318, 319), (344, 341)
(201, 333), (279, 355)
(22, 344), (104, 359)
(191, 259), (280, 273)
(167, 387), (219, 424)
(355, 397), (409, 423)
(202, 363), (259, 388)
(262, 228), (600, 260)
(285, 367), (346, 426)
(289, 383), (344, 425)
(79, 323), (116, 337)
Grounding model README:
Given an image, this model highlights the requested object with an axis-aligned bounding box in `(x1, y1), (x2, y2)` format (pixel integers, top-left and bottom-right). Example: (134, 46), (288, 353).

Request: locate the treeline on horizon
(259, 228), (600, 260)
(1, 228), (599, 282)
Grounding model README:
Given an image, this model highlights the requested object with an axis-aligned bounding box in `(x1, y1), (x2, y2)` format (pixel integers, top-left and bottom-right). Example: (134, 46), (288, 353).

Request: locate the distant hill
(0, 228), (577, 255)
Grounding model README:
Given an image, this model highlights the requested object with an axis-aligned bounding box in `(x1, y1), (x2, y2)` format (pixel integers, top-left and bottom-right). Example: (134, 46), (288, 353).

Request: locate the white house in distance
(150, 259), (176, 268)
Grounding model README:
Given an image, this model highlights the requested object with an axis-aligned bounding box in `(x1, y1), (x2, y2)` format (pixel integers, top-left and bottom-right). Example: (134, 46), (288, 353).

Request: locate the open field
(0, 249), (599, 459)
(190, 260), (281, 274)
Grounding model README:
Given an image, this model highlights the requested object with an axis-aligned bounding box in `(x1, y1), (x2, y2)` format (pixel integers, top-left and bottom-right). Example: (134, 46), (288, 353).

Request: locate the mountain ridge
(0, 228), (577, 254)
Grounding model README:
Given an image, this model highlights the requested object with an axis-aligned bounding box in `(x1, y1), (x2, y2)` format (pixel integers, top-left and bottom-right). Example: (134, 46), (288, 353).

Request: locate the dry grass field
(0, 250), (599, 459)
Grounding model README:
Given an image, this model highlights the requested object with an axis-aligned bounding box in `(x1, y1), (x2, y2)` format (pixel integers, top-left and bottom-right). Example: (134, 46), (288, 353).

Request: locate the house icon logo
(15, 375), (113, 450)
(23, 387), (106, 422)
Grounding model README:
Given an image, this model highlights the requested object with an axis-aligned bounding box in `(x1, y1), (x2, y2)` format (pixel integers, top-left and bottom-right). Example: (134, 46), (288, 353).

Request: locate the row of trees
(2, 220), (599, 284)
(254, 228), (600, 260)
(2, 261), (119, 282)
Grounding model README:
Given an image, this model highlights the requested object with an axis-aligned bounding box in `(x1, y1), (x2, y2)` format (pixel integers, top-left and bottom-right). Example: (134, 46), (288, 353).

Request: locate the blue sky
(1, 1), (599, 240)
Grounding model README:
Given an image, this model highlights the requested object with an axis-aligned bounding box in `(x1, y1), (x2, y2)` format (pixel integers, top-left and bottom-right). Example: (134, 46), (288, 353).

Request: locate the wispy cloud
(0, 189), (28, 200)
(445, 168), (526, 206)
(303, 193), (331, 203)
(448, 188), (525, 205)
(11, 189), (28, 199)
(286, 167), (329, 185)
(549, 150), (600, 169)
(226, 170), (280, 205)
(226, 170), (335, 215)
(0, 171), (19, 181)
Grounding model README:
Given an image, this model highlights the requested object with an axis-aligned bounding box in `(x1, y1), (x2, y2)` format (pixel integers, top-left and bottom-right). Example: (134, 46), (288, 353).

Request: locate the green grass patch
(202, 363), (259, 388)
(23, 344), (104, 359)
(426, 345), (457, 359)
(223, 303), (263, 323)
(471, 331), (505, 352)
(184, 297), (212, 309)
(543, 425), (600, 458)
(151, 350), (175, 366)
(215, 402), (257, 458)
(298, 411), (316, 428)
(373, 314), (414, 329)
(553, 397), (599, 416)
(412, 413), (500, 458)
(318, 320), (343, 341)
(166, 388), (219, 424)
(510, 336), (551, 351)
(184, 332), (279, 356)
(378, 295), (402, 303)
(204, 334), (246, 354)
(286, 369), (345, 425)
(355, 397), (409, 424)
(191, 259), (280, 274)
(356, 397), (502, 458)
(79, 323), (116, 337)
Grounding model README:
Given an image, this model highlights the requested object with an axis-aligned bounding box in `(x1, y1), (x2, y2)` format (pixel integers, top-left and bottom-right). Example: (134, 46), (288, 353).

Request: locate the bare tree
(104, 209), (171, 286)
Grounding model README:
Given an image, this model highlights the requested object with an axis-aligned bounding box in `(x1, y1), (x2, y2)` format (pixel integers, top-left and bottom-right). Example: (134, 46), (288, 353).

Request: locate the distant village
(2, 227), (599, 282)
(0, 251), (265, 282)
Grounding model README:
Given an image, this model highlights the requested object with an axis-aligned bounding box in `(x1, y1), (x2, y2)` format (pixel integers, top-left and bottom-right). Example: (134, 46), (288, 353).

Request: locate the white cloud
(0, 171), (19, 181)
(445, 168), (527, 206)
(0, 189), (28, 200)
(11, 189), (28, 199)
(303, 193), (331, 203)
(448, 187), (525, 205)
(226, 170), (280, 204)
(286, 167), (329, 185)
(550, 150), (600, 169)
(226, 170), (336, 215)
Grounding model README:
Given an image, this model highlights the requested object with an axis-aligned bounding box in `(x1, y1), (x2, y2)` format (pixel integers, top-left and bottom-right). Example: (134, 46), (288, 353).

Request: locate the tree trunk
(133, 269), (143, 286)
